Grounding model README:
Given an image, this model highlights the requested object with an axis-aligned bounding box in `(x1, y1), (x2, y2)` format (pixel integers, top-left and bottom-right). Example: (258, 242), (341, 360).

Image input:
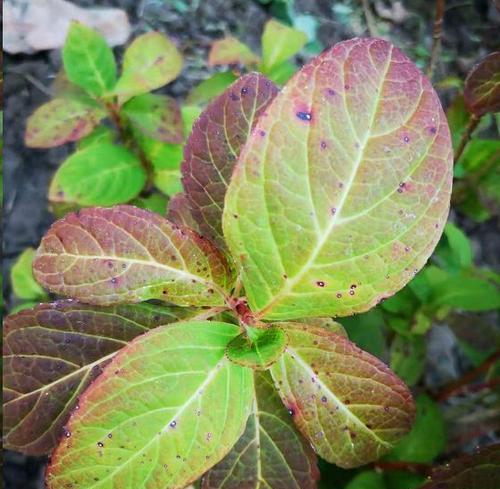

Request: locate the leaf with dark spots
(121, 94), (184, 144)
(202, 371), (319, 489)
(181, 73), (279, 247)
(45, 321), (253, 489)
(33, 206), (234, 306)
(167, 193), (200, 231)
(269, 322), (415, 468)
(3, 301), (190, 455)
(224, 38), (453, 320)
(25, 97), (106, 148)
(419, 444), (500, 489)
(463, 52), (500, 116)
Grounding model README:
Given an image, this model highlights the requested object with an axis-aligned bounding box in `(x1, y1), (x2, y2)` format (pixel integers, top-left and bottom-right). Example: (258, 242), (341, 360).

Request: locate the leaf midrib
(256, 45), (394, 318)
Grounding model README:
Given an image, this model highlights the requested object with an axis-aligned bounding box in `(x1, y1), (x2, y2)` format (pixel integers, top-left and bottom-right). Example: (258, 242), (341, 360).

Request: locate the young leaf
(208, 37), (260, 67)
(48, 144), (146, 206)
(62, 22), (117, 98)
(45, 321), (254, 489)
(385, 394), (446, 463)
(3, 300), (186, 455)
(224, 38), (453, 320)
(113, 32), (183, 100)
(260, 19), (307, 72)
(33, 206), (234, 306)
(226, 325), (287, 369)
(10, 248), (46, 300)
(122, 94), (184, 143)
(419, 444), (500, 489)
(269, 323), (415, 468)
(131, 192), (168, 215)
(25, 97), (106, 148)
(187, 72), (239, 106)
(167, 193), (200, 231)
(463, 52), (500, 116)
(182, 73), (279, 246)
(202, 371), (319, 489)
(345, 471), (386, 489)
(441, 222), (473, 270)
(154, 168), (183, 196)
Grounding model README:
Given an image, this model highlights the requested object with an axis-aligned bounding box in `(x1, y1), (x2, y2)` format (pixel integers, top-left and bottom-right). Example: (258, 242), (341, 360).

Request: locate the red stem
(373, 460), (433, 476)
(427, 0), (446, 79)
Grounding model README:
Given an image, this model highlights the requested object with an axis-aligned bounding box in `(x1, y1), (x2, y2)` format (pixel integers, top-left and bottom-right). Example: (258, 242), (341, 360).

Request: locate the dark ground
(2, 1), (500, 488)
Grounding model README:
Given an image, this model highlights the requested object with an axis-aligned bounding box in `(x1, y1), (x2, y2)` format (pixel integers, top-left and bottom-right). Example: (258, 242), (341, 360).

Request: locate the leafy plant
(4, 37), (460, 489)
(187, 17), (308, 106)
(24, 22), (196, 212)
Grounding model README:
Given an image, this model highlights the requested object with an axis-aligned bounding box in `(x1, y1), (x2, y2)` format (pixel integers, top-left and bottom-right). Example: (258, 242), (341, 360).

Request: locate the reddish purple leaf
(464, 52), (500, 116)
(269, 322), (415, 468)
(3, 301), (188, 455)
(166, 193), (200, 231)
(420, 444), (500, 489)
(181, 73), (279, 246)
(33, 206), (234, 306)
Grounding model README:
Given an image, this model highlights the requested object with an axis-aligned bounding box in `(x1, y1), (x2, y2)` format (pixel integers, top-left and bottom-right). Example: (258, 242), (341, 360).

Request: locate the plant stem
(454, 114), (481, 163)
(361, 0), (377, 37)
(434, 350), (500, 401)
(373, 460), (433, 476)
(427, 0), (446, 80)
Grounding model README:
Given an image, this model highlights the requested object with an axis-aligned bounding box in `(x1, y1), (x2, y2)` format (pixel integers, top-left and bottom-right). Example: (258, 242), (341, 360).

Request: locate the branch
(427, 0), (446, 80)
(434, 350), (500, 402)
(454, 114), (481, 163)
(361, 0), (377, 37)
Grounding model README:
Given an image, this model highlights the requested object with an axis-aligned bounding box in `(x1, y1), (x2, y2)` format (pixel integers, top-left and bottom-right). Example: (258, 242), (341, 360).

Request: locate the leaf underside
(3, 301), (188, 455)
(420, 444), (500, 489)
(223, 38), (453, 320)
(202, 370), (319, 489)
(181, 73), (279, 247)
(463, 52), (500, 116)
(46, 321), (254, 489)
(269, 322), (415, 468)
(33, 206), (233, 306)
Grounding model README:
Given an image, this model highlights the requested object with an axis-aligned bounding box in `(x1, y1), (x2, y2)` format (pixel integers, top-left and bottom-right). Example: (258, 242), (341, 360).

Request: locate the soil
(3, 1), (499, 488)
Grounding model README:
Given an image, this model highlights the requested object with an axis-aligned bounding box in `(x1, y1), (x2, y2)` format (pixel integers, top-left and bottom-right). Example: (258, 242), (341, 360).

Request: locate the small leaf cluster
(24, 22), (198, 213)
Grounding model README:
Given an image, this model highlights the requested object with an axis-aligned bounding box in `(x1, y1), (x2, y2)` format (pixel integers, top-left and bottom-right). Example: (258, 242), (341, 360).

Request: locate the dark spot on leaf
(97, 442), (104, 447)
(430, 126), (437, 134)
(336, 293), (342, 298)
(316, 281), (326, 287)
(241, 87), (248, 95)
(403, 135), (410, 143)
(320, 140), (327, 149)
(296, 111), (312, 121)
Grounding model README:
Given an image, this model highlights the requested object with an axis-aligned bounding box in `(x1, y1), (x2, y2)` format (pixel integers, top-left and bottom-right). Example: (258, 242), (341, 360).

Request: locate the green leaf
(269, 322), (415, 468)
(62, 22), (117, 97)
(455, 139), (500, 176)
(385, 472), (424, 489)
(131, 192), (168, 214)
(341, 309), (387, 358)
(419, 444), (500, 489)
(33, 206), (234, 306)
(122, 94), (184, 143)
(265, 60), (297, 85)
(463, 52), (500, 116)
(3, 301), (187, 455)
(202, 371), (319, 489)
(76, 125), (116, 149)
(224, 38), (453, 320)
(10, 248), (46, 300)
(25, 97), (106, 148)
(385, 394), (446, 463)
(446, 95), (469, 150)
(182, 73), (279, 247)
(45, 321), (254, 489)
(226, 325), (287, 369)
(345, 471), (386, 489)
(208, 37), (260, 67)
(390, 334), (426, 387)
(154, 168), (183, 196)
(48, 143), (146, 206)
(113, 32), (183, 100)
(440, 222), (473, 270)
(431, 276), (500, 311)
(186, 72), (239, 106)
(261, 19), (307, 72)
